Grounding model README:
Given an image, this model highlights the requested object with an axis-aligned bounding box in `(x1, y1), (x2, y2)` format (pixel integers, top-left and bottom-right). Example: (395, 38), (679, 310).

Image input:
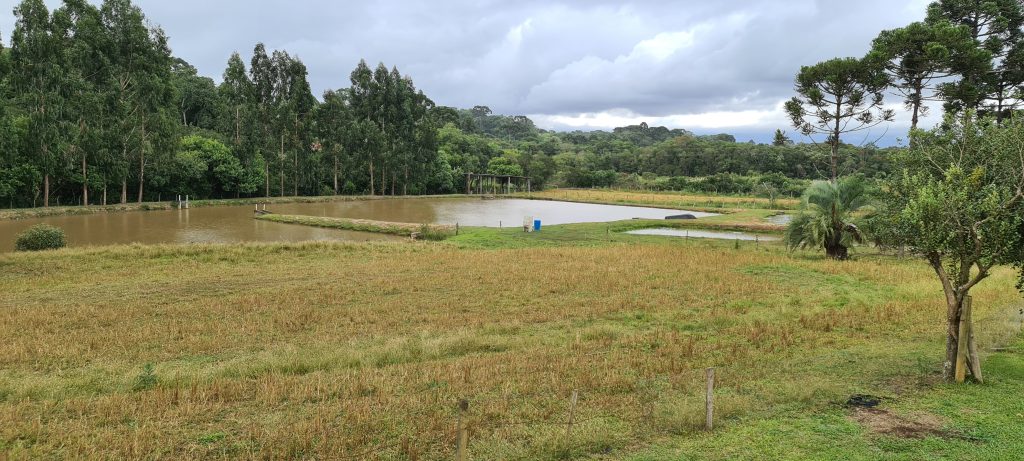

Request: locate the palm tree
(784, 177), (872, 260)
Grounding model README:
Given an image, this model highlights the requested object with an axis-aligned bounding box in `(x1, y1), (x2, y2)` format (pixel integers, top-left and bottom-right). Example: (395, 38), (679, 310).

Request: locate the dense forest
(0, 0), (1019, 207)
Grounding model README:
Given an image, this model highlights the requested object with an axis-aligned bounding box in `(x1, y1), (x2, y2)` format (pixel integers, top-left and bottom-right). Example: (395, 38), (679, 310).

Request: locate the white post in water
(185, 195), (190, 209)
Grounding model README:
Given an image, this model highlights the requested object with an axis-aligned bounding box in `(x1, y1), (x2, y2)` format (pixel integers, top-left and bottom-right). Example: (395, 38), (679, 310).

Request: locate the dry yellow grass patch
(0, 241), (1018, 459)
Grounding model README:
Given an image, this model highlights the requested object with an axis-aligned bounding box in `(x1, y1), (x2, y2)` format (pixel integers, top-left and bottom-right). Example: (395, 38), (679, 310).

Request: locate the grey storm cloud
(1, 0), (935, 140)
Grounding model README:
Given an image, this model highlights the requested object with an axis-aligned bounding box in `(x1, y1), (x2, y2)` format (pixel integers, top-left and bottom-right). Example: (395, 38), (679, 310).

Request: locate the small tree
(785, 57), (894, 181)
(784, 177), (872, 260)
(772, 129), (792, 146)
(876, 113), (1024, 382)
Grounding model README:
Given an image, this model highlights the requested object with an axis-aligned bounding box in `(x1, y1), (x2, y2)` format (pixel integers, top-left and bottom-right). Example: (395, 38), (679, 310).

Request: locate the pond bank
(255, 214), (455, 240)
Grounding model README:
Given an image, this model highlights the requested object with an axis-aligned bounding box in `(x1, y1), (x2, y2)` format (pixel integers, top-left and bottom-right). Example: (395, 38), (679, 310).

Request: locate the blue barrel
(533, 219), (542, 232)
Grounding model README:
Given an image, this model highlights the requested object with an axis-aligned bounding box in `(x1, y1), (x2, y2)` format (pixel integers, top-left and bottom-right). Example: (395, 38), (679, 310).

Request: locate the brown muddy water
(0, 197), (714, 252)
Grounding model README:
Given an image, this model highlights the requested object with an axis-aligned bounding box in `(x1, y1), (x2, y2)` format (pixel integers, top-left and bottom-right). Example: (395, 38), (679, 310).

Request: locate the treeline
(0, 0), (447, 207)
(9, 0), (1005, 208)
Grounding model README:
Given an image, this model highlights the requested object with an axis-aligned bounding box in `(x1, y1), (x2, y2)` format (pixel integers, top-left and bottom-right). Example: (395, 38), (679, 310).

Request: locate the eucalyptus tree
(315, 89), (353, 194)
(926, 0), (1024, 119)
(100, 0), (175, 203)
(52, 0), (109, 205)
(280, 56), (315, 196)
(784, 57), (895, 181)
(249, 43), (275, 196)
(348, 60), (378, 194)
(219, 52), (251, 147)
(10, 0), (61, 207)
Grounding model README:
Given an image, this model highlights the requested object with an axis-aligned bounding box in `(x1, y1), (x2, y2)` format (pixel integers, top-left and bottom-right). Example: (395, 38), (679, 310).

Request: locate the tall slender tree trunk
(293, 150), (298, 197)
(333, 154), (339, 195)
(121, 178), (127, 204)
(235, 107), (241, 145)
(910, 82), (922, 135)
(831, 99), (842, 182)
(137, 143), (146, 203)
(391, 172), (396, 196)
(102, 185), (107, 206)
(43, 174), (50, 208)
(279, 134), (285, 197)
(369, 159), (375, 196)
(403, 166), (408, 196)
(137, 114), (147, 203)
(82, 155), (89, 206)
(264, 160), (270, 198)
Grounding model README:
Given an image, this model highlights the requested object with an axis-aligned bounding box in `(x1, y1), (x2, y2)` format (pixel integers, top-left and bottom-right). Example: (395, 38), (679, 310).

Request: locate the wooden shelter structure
(465, 173), (531, 195)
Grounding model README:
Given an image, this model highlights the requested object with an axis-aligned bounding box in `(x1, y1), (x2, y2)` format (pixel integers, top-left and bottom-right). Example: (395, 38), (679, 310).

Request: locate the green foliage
(14, 223), (66, 251)
(133, 363), (157, 391)
(785, 57), (894, 180)
(876, 113), (1024, 294)
(784, 177), (872, 260)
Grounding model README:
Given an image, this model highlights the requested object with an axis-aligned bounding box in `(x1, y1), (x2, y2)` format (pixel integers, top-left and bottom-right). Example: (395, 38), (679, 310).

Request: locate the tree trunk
(369, 159), (375, 196)
(102, 185), (107, 206)
(403, 166), (408, 196)
(824, 242), (848, 260)
(333, 154), (339, 195)
(944, 297), (962, 382)
(392, 172), (396, 196)
(831, 98), (842, 182)
(264, 160), (270, 198)
(138, 119), (147, 204)
(121, 178), (127, 204)
(280, 134), (285, 197)
(137, 151), (145, 204)
(43, 174), (50, 208)
(82, 155), (89, 206)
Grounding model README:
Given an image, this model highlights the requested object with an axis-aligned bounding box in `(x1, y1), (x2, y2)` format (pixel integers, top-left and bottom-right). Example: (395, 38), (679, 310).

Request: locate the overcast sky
(1, 0), (936, 144)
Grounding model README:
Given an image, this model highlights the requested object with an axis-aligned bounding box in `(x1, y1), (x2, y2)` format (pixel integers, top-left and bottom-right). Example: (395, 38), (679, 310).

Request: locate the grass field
(1, 218), (1022, 459)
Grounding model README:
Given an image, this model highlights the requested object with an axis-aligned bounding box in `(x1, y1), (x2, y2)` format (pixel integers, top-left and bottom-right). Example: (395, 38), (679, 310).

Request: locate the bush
(14, 224), (67, 251)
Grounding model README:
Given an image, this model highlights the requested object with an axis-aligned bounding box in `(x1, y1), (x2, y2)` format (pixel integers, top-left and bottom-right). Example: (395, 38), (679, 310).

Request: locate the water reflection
(0, 197), (714, 251)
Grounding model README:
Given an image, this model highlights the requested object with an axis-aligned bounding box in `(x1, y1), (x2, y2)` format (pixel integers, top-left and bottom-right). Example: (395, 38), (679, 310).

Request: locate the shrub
(14, 224), (66, 251)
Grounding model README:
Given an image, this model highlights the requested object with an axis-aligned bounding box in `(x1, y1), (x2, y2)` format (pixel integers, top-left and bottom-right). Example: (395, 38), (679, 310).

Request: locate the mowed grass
(519, 189), (801, 212)
(0, 234), (1021, 459)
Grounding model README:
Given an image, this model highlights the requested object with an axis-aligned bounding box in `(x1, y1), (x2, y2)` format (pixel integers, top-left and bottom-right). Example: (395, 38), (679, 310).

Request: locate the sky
(1, 0), (937, 144)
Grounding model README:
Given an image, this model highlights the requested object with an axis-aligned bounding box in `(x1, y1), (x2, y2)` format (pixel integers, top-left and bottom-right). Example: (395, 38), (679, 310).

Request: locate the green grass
(0, 190), (1020, 460)
(625, 336), (1024, 461)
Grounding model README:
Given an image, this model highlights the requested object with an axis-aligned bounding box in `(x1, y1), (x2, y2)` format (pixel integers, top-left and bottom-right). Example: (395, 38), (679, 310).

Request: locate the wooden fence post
(705, 368), (715, 431)
(456, 399), (469, 461)
(566, 389), (579, 438)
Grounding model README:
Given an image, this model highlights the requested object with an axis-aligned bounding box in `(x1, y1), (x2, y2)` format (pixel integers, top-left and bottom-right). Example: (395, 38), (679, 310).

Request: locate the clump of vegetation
(784, 177), (871, 260)
(417, 223), (451, 241)
(14, 224), (67, 252)
(133, 364), (158, 391)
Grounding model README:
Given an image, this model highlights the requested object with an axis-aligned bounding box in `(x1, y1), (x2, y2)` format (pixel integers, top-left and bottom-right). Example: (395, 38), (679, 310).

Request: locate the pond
(0, 197), (714, 252)
(625, 228), (780, 241)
